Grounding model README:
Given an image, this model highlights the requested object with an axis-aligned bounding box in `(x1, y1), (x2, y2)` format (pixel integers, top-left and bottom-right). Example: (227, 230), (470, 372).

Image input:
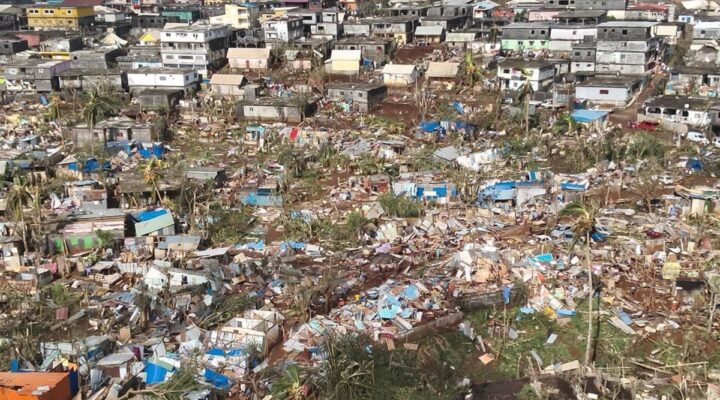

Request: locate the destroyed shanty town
(3, 1), (720, 400)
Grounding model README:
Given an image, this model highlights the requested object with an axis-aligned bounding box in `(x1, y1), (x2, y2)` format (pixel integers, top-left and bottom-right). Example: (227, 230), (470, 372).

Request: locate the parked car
(652, 175), (674, 185)
(551, 224), (574, 239)
(687, 131), (710, 145)
(645, 229), (664, 238)
(627, 121), (658, 131)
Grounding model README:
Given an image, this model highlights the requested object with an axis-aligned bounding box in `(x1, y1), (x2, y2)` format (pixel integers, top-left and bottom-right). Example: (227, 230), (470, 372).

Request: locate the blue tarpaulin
(502, 287), (511, 304)
(69, 369), (79, 395)
(452, 101), (464, 114)
(571, 110), (608, 123)
(10, 359), (18, 372)
(204, 368), (232, 390)
(419, 121), (442, 132)
(145, 362), (169, 384)
(686, 158), (702, 171)
(82, 158), (111, 173)
(561, 182), (588, 191)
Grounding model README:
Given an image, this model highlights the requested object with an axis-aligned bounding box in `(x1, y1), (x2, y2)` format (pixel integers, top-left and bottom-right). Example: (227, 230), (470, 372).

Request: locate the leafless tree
(414, 83), (434, 122)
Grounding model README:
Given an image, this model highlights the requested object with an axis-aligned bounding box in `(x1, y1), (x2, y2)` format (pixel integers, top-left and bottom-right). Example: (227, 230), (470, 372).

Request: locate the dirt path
(609, 72), (666, 125)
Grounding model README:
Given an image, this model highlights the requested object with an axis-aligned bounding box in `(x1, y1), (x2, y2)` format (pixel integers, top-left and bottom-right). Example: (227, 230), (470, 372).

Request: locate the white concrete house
(127, 68), (199, 94)
(227, 48), (271, 71)
(329, 49), (361, 74)
(381, 64), (418, 86)
(210, 74), (247, 97)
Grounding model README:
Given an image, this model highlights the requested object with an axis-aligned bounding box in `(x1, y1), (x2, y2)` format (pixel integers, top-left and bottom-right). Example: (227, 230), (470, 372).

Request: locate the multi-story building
(595, 21), (660, 75)
(501, 22), (551, 52)
(209, 4), (260, 30)
(570, 41), (596, 72)
(548, 11), (603, 54)
(160, 4), (201, 22)
(26, 5), (95, 30)
(160, 23), (229, 77)
(497, 59), (559, 92)
(261, 16), (303, 42)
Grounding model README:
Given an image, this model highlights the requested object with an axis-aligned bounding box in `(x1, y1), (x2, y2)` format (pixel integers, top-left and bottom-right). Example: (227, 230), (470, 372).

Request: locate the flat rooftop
(576, 76), (644, 87)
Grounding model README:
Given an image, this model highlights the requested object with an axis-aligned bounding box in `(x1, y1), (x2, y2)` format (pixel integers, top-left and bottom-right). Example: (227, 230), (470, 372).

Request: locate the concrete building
(574, 0), (625, 10)
(58, 69), (126, 92)
(329, 49), (361, 74)
(126, 68), (199, 94)
(381, 64), (418, 86)
(334, 37), (394, 58)
(73, 116), (158, 146)
(501, 22), (551, 51)
(415, 25), (444, 43)
(209, 3), (260, 29)
(643, 96), (715, 128)
(575, 76), (644, 108)
(209, 74), (248, 97)
(236, 97), (315, 122)
(497, 58), (558, 92)
(70, 47), (123, 70)
(160, 23), (230, 77)
(327, 82), (388, 112)
(349, 16), (418, 44)
(595, 21), (659, 75)
(261, 16), (303, 42)
(553, 10), (606, 25)
(227, 47), (272, 71)
(691, 21), (720, 52)
(2, 59), (71, 93)
(26, 5), (95, 30)
(0, 38), (28, 59)
(549, 24), (598, 53)
(570, 41), (596, 72)
(666, 65), (720, 96)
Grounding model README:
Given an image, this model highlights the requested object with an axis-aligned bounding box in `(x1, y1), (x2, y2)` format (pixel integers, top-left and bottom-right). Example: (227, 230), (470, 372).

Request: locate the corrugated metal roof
(210, 74), (246, 85)
(415, 25), (443, 36)
(446, 32), (477, 42)
(382, 64), (416, 75)
(331, 49), (361, 61)
(227, 47), (271, 59)
(426, 62), (460, 78)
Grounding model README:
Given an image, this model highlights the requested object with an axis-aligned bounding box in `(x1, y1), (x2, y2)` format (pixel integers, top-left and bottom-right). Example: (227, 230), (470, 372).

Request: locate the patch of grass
(379, 192), (421, 218)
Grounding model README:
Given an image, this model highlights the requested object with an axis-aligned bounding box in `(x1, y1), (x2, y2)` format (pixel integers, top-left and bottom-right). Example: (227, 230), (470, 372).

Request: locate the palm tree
(47, 94), (62, 123)
(81, 88), (118, 154)
(7, 176), (32, 254)
(561, 200), (599, 366)
(271, 365), (308, 400)
(460, 50), (481, 88)
(554, 113), (577, 136)
(513, 68), (534, 137)
(142, 157), (164, 204)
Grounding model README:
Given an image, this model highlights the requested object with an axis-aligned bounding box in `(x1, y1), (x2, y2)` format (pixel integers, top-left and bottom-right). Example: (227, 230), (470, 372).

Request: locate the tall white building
(261, 16), (303, 42)
(160, 23), (230, 77)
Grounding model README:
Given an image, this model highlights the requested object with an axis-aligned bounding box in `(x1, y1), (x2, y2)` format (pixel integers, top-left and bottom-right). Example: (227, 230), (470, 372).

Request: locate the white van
(687, 131), (709, 145)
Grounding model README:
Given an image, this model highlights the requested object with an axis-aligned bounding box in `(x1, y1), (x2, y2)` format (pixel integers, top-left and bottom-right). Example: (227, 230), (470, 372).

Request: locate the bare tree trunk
(585, 232), (593, 366)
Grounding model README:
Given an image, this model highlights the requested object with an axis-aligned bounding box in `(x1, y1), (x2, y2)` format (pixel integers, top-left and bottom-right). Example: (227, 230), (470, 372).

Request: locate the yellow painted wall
(26, 6), (94, 19)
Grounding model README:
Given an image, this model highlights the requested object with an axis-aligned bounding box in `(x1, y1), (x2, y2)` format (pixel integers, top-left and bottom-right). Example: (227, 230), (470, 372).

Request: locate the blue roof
(133, 208), (169, 222)
(571, 110), (609, 123)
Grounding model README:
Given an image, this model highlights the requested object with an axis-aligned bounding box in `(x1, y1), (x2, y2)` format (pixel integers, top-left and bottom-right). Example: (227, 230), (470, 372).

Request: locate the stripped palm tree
(7, 176), (32, 254)
(513, 68), (534, 136)
(561, 200), (599, 366)
(81, 87), (118, 153)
